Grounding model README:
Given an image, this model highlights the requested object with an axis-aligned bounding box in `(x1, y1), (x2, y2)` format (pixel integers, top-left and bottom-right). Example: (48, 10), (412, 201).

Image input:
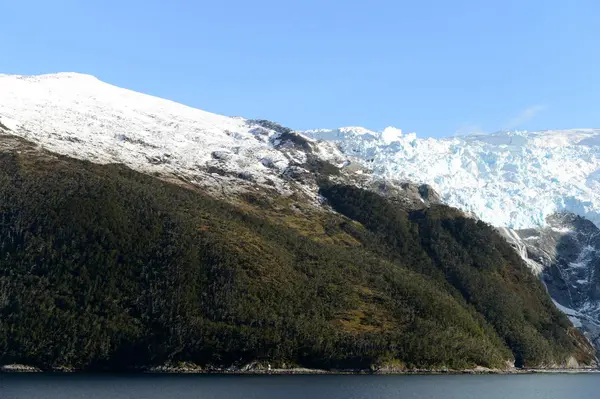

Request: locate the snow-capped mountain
(304, 126), (600, 230)
(0, 73), (353, 201)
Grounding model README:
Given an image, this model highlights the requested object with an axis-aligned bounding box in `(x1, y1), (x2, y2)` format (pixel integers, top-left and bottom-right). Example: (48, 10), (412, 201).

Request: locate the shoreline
(2, 364), (599, 375)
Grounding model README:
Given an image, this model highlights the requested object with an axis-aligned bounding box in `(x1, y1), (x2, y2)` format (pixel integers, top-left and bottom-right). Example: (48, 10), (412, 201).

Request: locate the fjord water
(2, 374), (599, 399)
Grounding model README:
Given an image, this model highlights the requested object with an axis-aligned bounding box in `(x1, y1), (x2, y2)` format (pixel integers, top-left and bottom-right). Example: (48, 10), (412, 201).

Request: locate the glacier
(304, 126), (600, 229)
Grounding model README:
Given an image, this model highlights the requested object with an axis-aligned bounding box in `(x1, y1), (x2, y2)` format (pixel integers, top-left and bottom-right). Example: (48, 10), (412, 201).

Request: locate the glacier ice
(304, 127), (600, 229)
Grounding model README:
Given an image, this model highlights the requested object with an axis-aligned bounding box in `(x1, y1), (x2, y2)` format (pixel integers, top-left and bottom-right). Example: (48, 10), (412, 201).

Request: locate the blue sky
(2, 0), (599, 138)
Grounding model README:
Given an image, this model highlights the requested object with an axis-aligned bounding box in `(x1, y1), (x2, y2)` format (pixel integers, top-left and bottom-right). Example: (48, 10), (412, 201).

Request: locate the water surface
(2, 373), (598, 399)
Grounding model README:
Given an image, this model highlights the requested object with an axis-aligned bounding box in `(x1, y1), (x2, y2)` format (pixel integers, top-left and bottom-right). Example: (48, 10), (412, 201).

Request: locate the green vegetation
(305, 155), (341, 177)
(0, 148), (593, 371)
(320, 184), (594, 367)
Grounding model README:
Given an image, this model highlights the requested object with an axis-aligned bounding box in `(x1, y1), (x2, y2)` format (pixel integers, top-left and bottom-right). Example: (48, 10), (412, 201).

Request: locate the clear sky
(1, 0), (599, 138)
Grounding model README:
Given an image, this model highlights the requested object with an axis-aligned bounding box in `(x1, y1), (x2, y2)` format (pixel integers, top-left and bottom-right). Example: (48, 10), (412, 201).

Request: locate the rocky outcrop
(361, 180), (442, 211)
(1, 364), (42, 372)
(501, 212), (600, 353)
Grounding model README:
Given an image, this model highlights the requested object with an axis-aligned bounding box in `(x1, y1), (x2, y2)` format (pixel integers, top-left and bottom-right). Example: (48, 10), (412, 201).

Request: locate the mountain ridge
(3, 72), (600, 232)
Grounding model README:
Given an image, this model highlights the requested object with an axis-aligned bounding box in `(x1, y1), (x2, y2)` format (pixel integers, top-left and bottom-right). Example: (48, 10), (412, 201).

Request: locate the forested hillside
(0, 140), (594, 371)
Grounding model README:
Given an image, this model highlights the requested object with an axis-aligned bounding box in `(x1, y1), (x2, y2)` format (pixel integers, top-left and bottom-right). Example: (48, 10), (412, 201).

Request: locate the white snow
(0, 73), (345, 198)
(569, 316), (583, 328)
(304, 127), (600, 229)
(496, 227), (545, 275)
(568, 245), (596, 270)
(0, 115), (20, 131)
(551, 227), (575, 233)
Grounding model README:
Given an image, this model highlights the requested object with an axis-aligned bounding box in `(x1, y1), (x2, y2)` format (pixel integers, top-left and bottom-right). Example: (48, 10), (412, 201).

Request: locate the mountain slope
(0, 73), (345, 201)
(0, 136), (594, 370)
(304, 126), (600, 355)
(0, 72), (597, 370)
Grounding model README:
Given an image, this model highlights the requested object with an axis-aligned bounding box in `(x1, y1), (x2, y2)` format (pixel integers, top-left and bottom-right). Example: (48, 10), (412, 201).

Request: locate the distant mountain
(0, 73), (596, 371)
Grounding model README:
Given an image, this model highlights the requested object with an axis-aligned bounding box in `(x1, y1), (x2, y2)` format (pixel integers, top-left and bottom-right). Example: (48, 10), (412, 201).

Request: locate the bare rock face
(501, 212), (600, 352)
(541, 215), (600, 309)
(364, 180), (442, 211)
(417, 183), (441, 204)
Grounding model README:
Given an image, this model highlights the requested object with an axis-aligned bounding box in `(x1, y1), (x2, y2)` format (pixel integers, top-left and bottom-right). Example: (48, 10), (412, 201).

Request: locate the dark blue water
(1, 373), (598, 399)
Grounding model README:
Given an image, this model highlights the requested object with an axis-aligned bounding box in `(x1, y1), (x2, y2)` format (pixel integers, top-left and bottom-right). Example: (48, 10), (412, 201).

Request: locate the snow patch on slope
(0, 115), (20, 132)
(497, 227), (545, 275)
